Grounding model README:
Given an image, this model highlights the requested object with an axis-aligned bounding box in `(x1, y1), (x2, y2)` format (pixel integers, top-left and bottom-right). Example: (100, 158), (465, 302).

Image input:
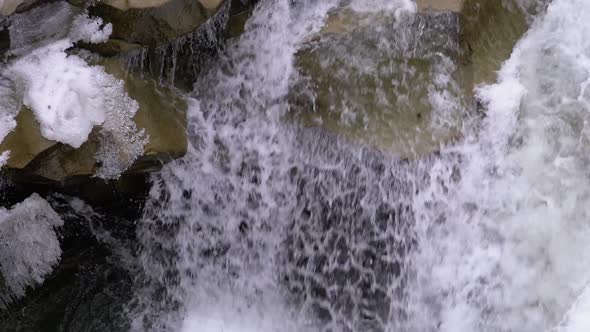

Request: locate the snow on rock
(0, 194), (64, 307)
(8, 40), (108, 148)
(2, 3), (147, 178)
(70, 13), (113, 44)
(7, 39), (147, 176)
(0, 150), (10, 166)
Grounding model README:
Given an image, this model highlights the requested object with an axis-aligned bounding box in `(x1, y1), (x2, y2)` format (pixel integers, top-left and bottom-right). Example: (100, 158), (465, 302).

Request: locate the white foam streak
(411, 1), (590, 331)
(554, 284), (590, 332)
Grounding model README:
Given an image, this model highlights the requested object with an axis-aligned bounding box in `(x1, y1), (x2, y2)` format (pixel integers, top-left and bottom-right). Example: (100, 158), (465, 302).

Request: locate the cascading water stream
(130, 0), (590, 331)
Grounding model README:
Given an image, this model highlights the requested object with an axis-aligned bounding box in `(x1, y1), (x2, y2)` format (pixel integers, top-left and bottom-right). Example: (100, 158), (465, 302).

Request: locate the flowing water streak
(410, 0), (590, 331)
(133, 0), (343, 330)
(134, 0), (590, 331)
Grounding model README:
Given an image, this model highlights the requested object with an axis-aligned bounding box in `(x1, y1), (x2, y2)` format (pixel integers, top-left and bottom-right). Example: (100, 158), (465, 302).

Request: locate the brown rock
(0, 107), (56, 169)
(291, 0), (531, 158)
(89, 0), (226, 48)
(2, 59), (187, 181)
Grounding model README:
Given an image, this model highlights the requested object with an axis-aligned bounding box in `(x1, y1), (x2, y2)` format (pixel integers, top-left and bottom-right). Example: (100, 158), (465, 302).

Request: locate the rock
(292, 11), (468, 159)
(100, 57), (188, 172)
(0, 107), (56, 169)
(459, 0), (529, 85)
(225, 0), (257, 39)
(87, 0), (231, 88)
(417, 0), (463, 12)
(15, 57), (188, 182)
(291, 0), (531, 159)
(102, 0), (174, 11)
(0, 0), (41, 16)
(0, 0), (25, 16)
(419, 0), (530, 85)
(88, 0), (226, 48)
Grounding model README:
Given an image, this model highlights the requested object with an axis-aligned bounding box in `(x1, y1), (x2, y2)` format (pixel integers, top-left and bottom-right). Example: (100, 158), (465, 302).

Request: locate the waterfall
(409, 0), (590, 331)
(124, 0), (590, 331)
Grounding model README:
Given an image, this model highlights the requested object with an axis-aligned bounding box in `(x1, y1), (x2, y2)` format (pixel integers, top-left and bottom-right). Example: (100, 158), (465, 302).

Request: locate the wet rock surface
(290, 0), (532, 159)
(292, 11), (469, 159)
(88, 0), (224, 49)
(0, 178), (146, 332)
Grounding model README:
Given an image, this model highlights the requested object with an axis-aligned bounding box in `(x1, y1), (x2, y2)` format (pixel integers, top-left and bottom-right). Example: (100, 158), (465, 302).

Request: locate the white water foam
(132, 0), (348, 330)
(409, 0), (590, 331)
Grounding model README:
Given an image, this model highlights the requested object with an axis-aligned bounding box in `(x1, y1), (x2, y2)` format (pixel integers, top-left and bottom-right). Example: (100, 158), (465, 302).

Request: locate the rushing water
(120, 0), (590, 331)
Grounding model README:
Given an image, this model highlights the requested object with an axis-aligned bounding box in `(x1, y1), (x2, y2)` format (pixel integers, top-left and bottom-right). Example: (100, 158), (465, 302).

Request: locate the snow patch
(8, 40), (107, 148)
(3, 3), (146, 178)
(0, 151), (10, 167)
(0, 194), (64, 307)
(70, 13), (113, 44)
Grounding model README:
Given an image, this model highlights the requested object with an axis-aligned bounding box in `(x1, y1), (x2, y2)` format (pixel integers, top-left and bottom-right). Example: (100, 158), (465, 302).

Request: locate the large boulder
(84, 0), (231, 89)
(12, 58), (188, 182)
(290, 0), (531, 159)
